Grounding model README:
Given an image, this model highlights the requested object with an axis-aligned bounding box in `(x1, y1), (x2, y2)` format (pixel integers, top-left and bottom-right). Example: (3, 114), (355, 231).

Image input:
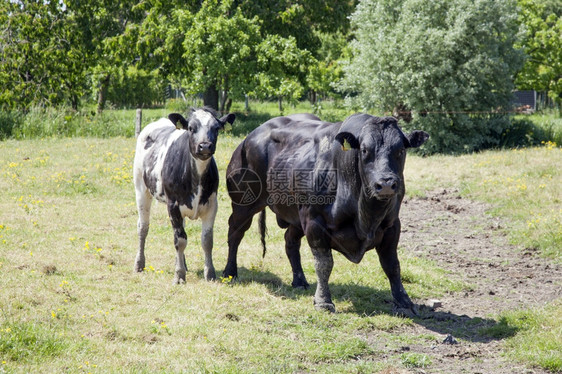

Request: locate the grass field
(0, 112), (560, 372)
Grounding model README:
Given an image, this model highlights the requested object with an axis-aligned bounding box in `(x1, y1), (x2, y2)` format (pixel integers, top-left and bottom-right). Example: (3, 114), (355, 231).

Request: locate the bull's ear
(335, 132), (360, 151)
(168, 113), (189, 129)
(405, 130), (429, 148)
(219, 113), (236, 130)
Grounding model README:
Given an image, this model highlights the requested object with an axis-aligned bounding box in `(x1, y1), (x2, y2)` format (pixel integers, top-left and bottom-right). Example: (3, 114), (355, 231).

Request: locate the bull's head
(335, 115), (428, 200)
(169, 109), (235, 161)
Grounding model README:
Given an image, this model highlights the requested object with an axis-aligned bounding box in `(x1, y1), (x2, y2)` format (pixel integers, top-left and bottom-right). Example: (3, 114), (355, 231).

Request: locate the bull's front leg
(285, 225), (309, 289)
(200, 198), (217, 281)
(311, 247), (335, 312)
(306, 217), (335, 312)
(168, 203), (188, 284)
(376, 219), (417, 316)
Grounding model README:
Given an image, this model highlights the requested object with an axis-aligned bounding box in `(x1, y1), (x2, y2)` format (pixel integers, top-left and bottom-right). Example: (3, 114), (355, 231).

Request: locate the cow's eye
(188, 126), (193, 132)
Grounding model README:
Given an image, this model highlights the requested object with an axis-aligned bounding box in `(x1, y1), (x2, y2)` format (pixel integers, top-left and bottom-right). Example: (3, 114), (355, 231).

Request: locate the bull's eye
(361, 148), (367, 155)
(188, 126), (193, 132)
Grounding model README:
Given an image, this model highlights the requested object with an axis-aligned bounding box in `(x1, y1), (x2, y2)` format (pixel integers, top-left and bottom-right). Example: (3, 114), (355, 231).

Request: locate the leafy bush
(0, 111), (22, 140)
(403, 113), (512, 155)
(343, 0), (524, 154)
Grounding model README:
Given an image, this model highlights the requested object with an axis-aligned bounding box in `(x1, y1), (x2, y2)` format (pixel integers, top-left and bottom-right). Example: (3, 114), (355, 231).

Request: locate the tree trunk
(219, 90), (228, 113)
(310, 90), (317, 105)
(97, 74), (111, 114)
(203, 84), (219, 110)
(278, 96), (283, 113)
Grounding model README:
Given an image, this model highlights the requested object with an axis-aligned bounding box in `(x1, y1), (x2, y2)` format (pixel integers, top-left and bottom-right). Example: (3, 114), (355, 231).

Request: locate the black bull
(224, 113), (429, 313)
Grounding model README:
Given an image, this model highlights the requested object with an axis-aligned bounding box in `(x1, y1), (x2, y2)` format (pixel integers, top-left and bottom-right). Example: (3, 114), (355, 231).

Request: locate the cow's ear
(219, 113), (236, 129)
(168, 113), (189, 129)
(405, 130), (429, 148)
(335, 132), (360, 151)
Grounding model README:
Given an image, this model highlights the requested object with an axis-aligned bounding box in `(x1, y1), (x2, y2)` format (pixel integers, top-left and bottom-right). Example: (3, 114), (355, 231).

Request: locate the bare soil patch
(395, 189), (562, 373)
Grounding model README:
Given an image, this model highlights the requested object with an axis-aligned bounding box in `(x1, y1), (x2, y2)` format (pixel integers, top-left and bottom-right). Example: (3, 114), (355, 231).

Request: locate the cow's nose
(198, 142), (214, 155)
(374, 178), (398, 197)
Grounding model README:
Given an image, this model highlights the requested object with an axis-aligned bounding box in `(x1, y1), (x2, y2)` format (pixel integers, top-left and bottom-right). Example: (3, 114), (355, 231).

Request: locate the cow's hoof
(314, 302), (336, 313)
(392, 304), (418, 318)
(173, 277), (186, 285)
(134, 258), (145, 273)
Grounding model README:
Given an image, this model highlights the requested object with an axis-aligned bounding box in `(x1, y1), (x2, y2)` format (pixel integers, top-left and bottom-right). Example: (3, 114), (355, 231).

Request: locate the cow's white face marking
(192, 109), (215, 147)
(319, 136), (330, 154)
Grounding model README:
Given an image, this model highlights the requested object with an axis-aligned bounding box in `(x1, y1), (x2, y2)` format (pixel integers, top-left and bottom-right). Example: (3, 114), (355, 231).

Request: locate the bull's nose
(374, 178), (398, 197)
(198, 142), (214, 155)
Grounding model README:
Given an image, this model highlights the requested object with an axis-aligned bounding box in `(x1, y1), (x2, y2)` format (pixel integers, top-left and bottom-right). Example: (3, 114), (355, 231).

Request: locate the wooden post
(135, 108), (142, 138)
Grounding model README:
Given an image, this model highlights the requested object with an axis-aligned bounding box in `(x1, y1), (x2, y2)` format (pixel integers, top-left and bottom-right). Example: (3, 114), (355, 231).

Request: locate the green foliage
(343, 0), (524, 153)
(106, 66), (165, 108)
(0, 111), (22, 140)
(252, 35), (312, 106)
(0, 1), (88, 109)
(403, 114), (513, 155)
(516, 0), (562, 113)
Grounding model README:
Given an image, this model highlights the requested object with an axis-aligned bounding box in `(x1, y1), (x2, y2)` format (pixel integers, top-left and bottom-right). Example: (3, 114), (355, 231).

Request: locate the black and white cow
(224, 113), (428, 313)
(133, 108), (235, 284)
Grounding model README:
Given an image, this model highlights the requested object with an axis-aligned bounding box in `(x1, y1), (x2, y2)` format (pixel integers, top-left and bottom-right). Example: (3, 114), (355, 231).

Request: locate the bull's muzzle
(373, 177), (398, 198)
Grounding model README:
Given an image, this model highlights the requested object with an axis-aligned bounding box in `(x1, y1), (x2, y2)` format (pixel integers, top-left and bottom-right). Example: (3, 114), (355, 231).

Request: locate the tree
(136, 0), (261, 111)
(66, 0), (146, 113)
(0, 1), (88, 110)
(136, 0), (356, 111)
(341, 0), (524, 153)
(516, 0), (562, 114)
(252, 35), (312, 112)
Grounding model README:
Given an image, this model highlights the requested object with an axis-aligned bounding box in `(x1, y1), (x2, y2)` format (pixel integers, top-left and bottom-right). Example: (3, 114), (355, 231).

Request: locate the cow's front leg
(168, 203), (187, 284)
(200, 198), (217, 281)
(376, 219), (416, 316)
(134, 188), (152, 273)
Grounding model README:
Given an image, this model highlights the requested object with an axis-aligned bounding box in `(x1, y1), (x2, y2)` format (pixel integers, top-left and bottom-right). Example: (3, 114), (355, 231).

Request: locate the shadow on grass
(211, 266), (520, 343)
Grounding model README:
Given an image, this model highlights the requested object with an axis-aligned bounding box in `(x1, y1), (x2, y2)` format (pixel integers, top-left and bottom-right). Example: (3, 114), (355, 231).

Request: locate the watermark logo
(227, 167), (338, 206)
(226, 168), (262, 206)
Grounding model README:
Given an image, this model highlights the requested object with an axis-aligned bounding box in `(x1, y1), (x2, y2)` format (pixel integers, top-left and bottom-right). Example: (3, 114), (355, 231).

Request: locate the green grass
(0, 109), (561, 372)
(480, 301), (562, 371)
(0, 135), (463, 373)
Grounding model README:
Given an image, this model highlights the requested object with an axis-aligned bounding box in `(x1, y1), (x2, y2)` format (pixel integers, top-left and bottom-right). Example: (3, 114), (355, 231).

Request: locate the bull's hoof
(292, 278), (310, 290)
(314, 301), (336, 313)
(204, 267), (216, 281)
(222, 267), (238, 280)
(392, 303), (418, 318)
(173, 277), (186, 285)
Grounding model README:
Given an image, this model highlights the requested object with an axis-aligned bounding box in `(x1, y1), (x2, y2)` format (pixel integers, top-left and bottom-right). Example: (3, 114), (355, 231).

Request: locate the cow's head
(169, 109), (235, 161)
(335, 114), (428, 200)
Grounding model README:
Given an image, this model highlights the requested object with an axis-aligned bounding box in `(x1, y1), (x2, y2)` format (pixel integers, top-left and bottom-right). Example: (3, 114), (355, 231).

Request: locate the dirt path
(395, 189), (562, 373)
